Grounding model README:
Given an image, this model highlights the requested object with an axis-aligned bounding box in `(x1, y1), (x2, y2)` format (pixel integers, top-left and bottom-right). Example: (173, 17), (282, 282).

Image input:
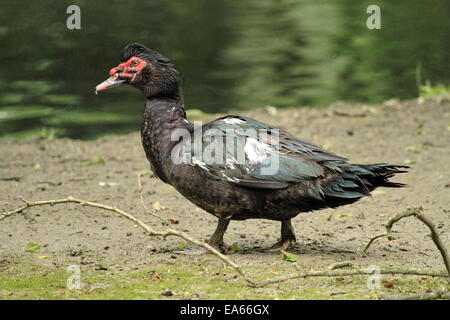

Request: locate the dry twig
(363, 207), (450, 283)
(253, 268), (448, 288)
(1, 195), (256, 286)
(1, 198), (448, 291)
(380, 288), (450, 300)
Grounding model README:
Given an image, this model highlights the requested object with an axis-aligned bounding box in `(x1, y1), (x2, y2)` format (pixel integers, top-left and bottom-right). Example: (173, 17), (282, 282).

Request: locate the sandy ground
(0, 95), (449, 283)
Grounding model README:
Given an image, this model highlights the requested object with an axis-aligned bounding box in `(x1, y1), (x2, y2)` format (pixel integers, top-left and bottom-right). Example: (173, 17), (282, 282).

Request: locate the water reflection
(0, 0), (448, 139)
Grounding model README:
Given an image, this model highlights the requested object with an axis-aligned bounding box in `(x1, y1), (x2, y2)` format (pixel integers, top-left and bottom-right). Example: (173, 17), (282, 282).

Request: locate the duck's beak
(95, 74), (126, 94)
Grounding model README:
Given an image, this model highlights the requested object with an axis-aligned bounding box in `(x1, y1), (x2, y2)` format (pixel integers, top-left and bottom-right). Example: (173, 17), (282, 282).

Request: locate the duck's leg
(176, 218), (230, 255)
(269, 220), (297, 251)
(207, 218), (230, 253)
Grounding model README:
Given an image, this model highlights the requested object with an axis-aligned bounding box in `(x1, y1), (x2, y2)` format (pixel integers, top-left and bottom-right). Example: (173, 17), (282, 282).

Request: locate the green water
(0, 0), (448, 139)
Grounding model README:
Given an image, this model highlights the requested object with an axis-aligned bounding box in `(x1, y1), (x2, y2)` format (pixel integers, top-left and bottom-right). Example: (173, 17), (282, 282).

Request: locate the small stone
(330, 291), (347, 296)
(162, 290), (174, 297)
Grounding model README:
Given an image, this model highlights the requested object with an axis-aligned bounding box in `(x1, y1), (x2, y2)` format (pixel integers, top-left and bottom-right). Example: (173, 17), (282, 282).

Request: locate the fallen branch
(253, 268), (448, 288)
(362, 207), (450, 282)
(1, 196), (256, 287)
(379, 288), (450, 300)
(1, 198), (448, 290)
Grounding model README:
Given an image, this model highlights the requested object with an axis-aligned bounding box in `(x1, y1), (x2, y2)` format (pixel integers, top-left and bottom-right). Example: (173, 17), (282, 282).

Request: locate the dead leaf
(405, 145), (422, 153)
(371, 190), (386, 196)
(281, 250), (297, 262)
(149, 273), (162, 281)
(152, 201), (168, 211)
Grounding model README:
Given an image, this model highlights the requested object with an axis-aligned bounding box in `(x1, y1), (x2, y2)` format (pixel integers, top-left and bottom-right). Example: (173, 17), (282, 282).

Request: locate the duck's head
(96, 43), (182, 99)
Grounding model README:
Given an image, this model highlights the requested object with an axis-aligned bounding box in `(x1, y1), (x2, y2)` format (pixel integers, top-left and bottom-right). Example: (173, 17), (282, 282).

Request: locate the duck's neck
(141, 96), (190, 183)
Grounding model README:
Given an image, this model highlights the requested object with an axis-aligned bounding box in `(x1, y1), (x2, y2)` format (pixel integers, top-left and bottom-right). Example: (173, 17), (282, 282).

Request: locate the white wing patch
(244, 138), (272, 164)
(191, 157), (208, 170)
(225, 155), (238, 169)
(221, 171), (240, 182)
(221, 118), (245, 125)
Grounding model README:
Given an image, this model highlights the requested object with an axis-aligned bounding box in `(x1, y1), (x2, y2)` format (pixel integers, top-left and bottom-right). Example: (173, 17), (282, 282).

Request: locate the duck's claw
(208, 241), (230, 254)
(268, 238), (297, 251)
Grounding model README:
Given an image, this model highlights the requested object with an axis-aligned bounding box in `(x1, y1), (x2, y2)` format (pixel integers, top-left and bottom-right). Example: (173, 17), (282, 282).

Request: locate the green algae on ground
(0, 259), (447, 300)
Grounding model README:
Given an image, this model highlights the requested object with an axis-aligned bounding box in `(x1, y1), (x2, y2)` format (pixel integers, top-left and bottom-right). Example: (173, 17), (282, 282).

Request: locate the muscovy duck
(96, 43), (408, 252)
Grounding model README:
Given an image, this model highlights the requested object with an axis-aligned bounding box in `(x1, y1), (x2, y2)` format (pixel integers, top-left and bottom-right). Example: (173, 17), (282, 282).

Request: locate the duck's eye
(130, 60), (139, 67)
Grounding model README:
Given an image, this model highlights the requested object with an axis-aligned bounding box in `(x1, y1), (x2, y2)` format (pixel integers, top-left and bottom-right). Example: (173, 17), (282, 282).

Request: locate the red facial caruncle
(95, 57), (147, 93)
(109, 57), (147, 79)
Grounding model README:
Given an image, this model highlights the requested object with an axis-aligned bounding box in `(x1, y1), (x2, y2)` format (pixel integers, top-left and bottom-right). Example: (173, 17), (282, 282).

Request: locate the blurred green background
(0, 0), (449, 139)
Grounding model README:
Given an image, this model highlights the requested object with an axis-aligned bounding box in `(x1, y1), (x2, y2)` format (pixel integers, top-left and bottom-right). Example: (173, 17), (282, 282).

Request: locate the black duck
(96, 43), (408, 252)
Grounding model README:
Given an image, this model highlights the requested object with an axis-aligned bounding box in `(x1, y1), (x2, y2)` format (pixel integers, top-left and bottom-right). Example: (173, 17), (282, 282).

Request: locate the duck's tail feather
(358, 163), (409, 188)
(323, 163), (408, 201)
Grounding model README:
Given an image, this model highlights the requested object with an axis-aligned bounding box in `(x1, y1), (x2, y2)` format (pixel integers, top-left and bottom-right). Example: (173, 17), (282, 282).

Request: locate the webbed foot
(207, 240), (230, 254)
(268, 219), (297, 251)
(268, 237), (297, 251)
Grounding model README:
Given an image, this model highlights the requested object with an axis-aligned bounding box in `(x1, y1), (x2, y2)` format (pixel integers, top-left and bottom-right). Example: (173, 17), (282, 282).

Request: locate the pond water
(0, 0), (448, 139)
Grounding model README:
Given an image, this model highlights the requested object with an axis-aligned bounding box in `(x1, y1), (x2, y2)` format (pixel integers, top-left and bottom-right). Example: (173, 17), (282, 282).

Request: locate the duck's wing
(186, 115), (348, 190)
